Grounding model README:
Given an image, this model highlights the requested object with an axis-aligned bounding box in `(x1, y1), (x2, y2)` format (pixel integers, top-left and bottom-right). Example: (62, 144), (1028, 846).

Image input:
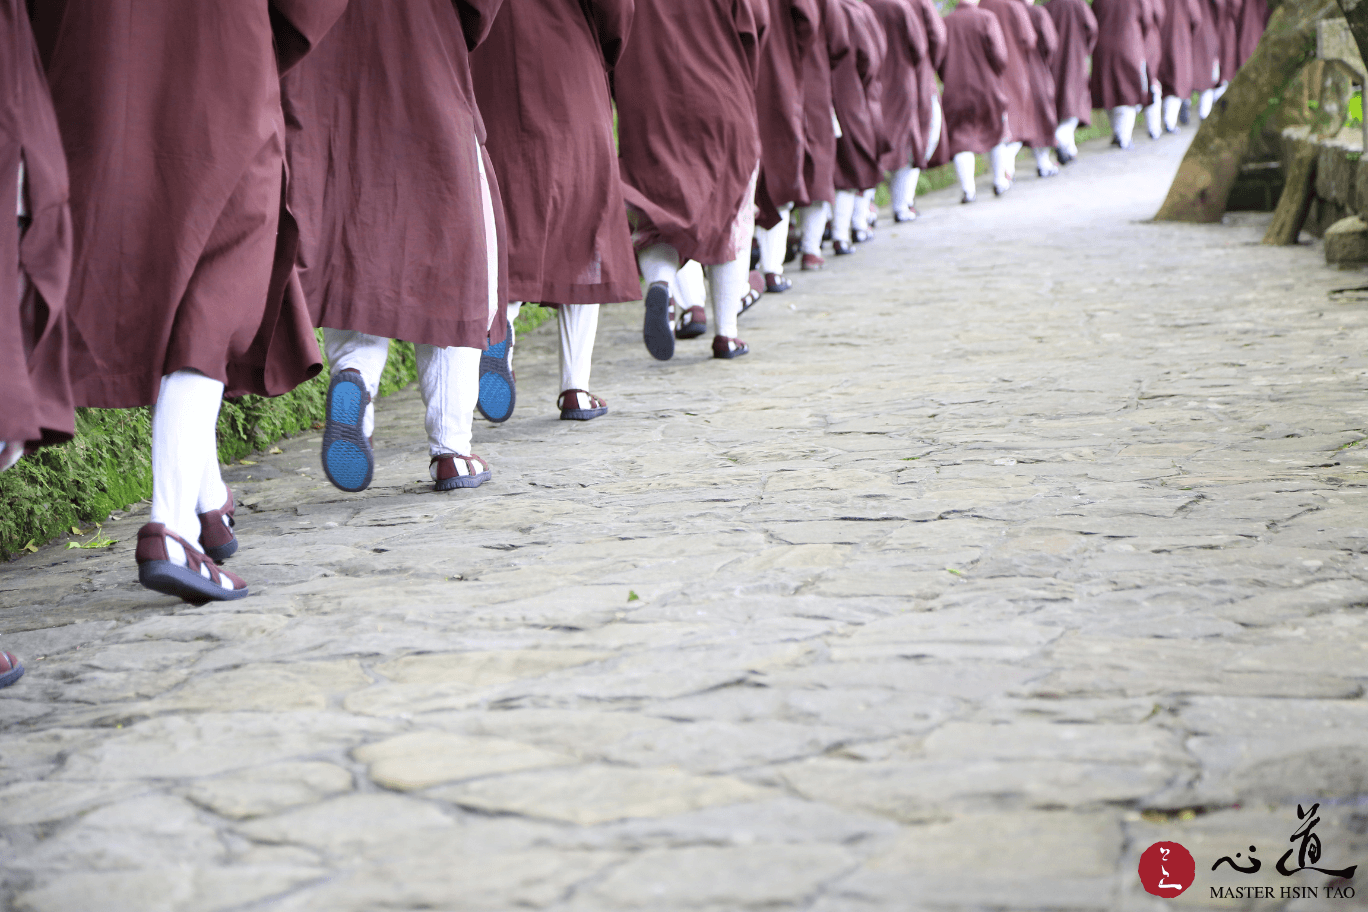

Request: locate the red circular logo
(1138, 842), (1196, 897)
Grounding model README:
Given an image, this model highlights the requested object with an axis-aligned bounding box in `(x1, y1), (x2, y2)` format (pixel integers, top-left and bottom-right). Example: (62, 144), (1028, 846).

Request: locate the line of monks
(0, 0), (1266, 636)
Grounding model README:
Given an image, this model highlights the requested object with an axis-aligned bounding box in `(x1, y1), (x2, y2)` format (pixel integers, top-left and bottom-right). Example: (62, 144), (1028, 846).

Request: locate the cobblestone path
(6, 132), (1368, 911)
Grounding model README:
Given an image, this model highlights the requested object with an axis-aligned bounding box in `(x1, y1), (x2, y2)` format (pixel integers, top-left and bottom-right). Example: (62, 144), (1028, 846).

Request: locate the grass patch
(1, 305), (554, 559)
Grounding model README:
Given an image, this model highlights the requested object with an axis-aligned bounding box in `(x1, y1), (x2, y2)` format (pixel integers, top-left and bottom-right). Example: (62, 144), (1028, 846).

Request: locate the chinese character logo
(1139, 842), (1196, 898)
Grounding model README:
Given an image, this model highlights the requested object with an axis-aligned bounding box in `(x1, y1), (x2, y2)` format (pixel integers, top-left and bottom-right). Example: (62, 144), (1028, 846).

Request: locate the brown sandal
(197, 487), (237, 562)
(136, 523), (248, 603)
(558, 389), (608, 421)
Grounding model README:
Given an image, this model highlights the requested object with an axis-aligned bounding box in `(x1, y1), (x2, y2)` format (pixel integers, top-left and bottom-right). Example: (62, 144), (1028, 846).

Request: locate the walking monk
(33, 0), (347, 603)
(471, 0), (639, 424)
(616, 0), (768, 361)
(1091, 0), (1151, 148)
(283, 0), (508, 496)
(1046, 0), (1098, 162)
(940, 0), (1010, 202)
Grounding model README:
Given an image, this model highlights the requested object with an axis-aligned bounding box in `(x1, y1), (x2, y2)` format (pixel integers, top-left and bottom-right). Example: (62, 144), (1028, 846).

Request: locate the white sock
(418, 344), (481, 457)
(0, 442), (23, 473)
(755, 204), (792, 275)
(799, 202), (828, 256)
(889, 165), (915, 217)
(1005, 142), (1021, 180)
(150, 370), (225, 551)
(832, 190), (857, 244)
(852, 191), (872, 231)
(1162, 96), (1182, 131)
(324, 327), (390, 438)
(1055, 117), (1079, 154)
(1033, 147), (1055, 173)
(506, 301), (523, 332)
(559, 304), (598, 393)
(1144, 100), (1162, 137)
(925, 96), (943, 161)
(1199, 88), (1215, 119)
(707, 249), (748, 339)
(989, 144), (1011, 190)
(1213, 81), (1228, 101)
(953, 151), (977, 196)
(639, 243), (680, 288)
(674, 259), (707, 315)
(476, 137), (499, 333)
(1111, 106), (1137, 145)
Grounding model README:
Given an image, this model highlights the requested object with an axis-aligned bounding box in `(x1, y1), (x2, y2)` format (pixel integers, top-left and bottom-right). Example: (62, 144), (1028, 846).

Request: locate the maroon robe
(284, 1), (510, 350)
(755, 0), (820, 224)
(981, 0), (1051, 148)
(1046, 0), (1098, 125)
(833, 0), (888, 192)
(32, 0), (346, 409)
(1025, 4), (1060, 140)
(869, 0), (928, 174)
(615, 0), (768, 266)
(1141, 0), (1165, 92)
(1218, 0), (1239, 81)
(1235, 0), (1267, 66)
(907, 0), (949, 167)
(1, 0), (72, 450)
(1190, 0), (1222, 90)
(801, 0), (853, 208)
(1158, 0), (1202, 98)
(1090, 0), (1150, 108)
(470, 1), (637, 308)
(939, 4), (1009, 156)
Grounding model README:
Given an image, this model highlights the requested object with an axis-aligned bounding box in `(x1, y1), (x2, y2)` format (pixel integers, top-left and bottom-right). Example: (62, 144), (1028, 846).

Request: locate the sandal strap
(558, 389), (603, 410)
(137, 523), (244, 589)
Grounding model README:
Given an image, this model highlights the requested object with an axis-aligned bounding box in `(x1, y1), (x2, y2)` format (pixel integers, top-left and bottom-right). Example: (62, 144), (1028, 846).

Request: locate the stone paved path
(6, 131), (1368, 911)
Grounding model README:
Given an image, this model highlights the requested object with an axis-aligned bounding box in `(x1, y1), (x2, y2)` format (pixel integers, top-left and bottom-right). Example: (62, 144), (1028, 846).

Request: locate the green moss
(1, 306), (553, 559)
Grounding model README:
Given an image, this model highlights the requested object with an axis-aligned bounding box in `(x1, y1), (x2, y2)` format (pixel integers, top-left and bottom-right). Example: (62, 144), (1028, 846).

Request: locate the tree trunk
(1154, 0), (1339, 222)
(1261, 143), (1319, 242)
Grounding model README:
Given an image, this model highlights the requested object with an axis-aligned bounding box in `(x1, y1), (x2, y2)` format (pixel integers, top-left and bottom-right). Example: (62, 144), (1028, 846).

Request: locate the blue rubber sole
(477, 326), (515, 423)
(435, 469), (492, 490)
(139, 561), (249, 604)
(561, 405), (608, 421)
(0, 659), (24, 689)
(643, 283), (675, 361)
(322, 371), (373, 493)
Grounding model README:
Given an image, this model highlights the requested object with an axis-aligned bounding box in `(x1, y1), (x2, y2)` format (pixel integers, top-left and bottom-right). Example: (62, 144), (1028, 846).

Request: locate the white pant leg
(989, 144), (1011, 190)
(1005, 141), (1022, 180)
(889, 165), (915, 216)
(476, 139), (499, 334)
(1033, 146), (1055, 173)
(925, 96), (943, 162)
(755, 204), (792, 275)
(5, 160), (27, 470)
(799, 202), (828, 255)
(1199, 88), (1215, 119)
(559, 304), (598, 393)
(1144, 89), (1162, 137)
(674, 259), (707, 315)
(324, 328), (390, 438)
(638, 243), (680, 288)
(417, 344), (481, 457)
(1162, 96), (1182, 131)
(1055, 117), (1079, 154)
(707, 248), (748, 339)
(1111, 106), (1138, 145)
(953, 151), (977, 196)
(1213, 81), (1228, 101)
(150, 370), (226, 548)
(506, 301), (522, 333)
(852, 191), (871, 231)
(832, 190), (857, 244)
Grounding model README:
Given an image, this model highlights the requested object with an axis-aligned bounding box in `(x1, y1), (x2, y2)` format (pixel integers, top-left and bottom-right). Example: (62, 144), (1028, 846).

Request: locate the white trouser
(4, 160), (28, 471)
(1213, 80), (1228, 101)
(323, 132), (499, 459)
(953, 151), (977, 197)
(989, 144), (1013, 190)
(1199, 88), (1215, 119)
(832, 190), (858, 244)
(558, 304), (598, 393)
(1111, 106), (1138, 145)
(854, 189), (874, 230)
(925, 96), (943, 162)
(708, 249), (747, 339)
(672, 258), (706, 316)
(1055, 117), (1079, 155)
(755, 203), (792, 275)
(1162, 96), (1183, 131)
(890, 166), (918, 217)
(150, 370), (229, 549)
(641, 248), (743, 339)
(1144, 84), (1162, 137)
(504, 300), (600, 394)
(1033, 147), (1056, 173)
(1004, 141), (1022, 180)
(798, 202), (829, 255)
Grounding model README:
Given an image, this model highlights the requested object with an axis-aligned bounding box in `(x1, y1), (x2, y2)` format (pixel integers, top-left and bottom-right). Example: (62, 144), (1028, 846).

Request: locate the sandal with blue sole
(0, 651), (24, 689)
(559, 389), (608, 421)
(643, 281), (675, 361)
(322, 369), (373, 493)
(136, 523), (249, 604)
(478, 318), (516, 423)
(431, 454), (492, 490)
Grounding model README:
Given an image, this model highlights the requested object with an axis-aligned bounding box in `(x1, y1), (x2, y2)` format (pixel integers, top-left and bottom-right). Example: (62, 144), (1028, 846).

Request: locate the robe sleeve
(792, 0), (820, 59)
(733, 0), (769, 85)
(851, 4), (879, 85)
(267, 0), (348, 73)
(583, 0), (634, 70)
(906, 4), (929, 68)
(1012, 4), (1037, 59)
(454, 0), (506, 52)
(1082, 1), (1099, 50)
(984, 14), (1009, 74)
(823, 0), (853, 67)
(921, 0), (948, 69)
